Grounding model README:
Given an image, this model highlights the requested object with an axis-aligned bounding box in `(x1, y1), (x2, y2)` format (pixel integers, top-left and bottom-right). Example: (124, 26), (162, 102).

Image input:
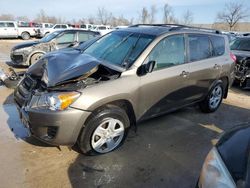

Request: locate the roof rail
(169, 25), (222, 34)
(129, 24), (187, 28)
(129, 24), (222, 34)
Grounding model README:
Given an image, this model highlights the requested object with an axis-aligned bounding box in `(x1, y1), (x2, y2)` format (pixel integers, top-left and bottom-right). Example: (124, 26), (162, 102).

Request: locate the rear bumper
(15, 105), (91, 146)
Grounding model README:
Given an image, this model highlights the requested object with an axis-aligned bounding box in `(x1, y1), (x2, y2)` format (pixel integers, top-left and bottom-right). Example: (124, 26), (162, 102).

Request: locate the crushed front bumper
(15, 105), (91, 146)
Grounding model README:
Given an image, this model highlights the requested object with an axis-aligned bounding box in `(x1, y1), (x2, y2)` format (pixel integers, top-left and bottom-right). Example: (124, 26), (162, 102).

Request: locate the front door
(138, 34), (193, 120)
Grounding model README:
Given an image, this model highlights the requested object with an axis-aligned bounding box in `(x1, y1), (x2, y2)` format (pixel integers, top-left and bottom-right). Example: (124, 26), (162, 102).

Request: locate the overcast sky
(0, 0), (249, 23)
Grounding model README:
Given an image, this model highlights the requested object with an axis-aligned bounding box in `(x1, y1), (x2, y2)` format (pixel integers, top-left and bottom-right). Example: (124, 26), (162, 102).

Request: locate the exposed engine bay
(235, 56), (250, 89)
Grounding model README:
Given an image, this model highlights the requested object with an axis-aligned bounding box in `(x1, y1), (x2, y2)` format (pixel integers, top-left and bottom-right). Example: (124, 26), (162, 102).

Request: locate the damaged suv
(10, 29), (100, 66)
(230, 37), (250, 89)
(14, 24), (235, 155)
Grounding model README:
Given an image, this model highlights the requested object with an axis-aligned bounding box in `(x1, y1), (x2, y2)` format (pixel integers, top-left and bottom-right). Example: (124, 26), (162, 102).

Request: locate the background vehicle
(36, 23), (54, 37)
(0, 21), (37, 40)
(92, 25), (113, 35)
(14, 24), (234, 155)
(80, 24), (94, 30)
(230, 37), (250, 89)
(10, 29), (100, 66)
(197, 125), (250, 188)
(40, 24), (72, 36)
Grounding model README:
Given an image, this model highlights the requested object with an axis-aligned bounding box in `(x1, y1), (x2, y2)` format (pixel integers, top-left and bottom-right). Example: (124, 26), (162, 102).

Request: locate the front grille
(14, 75), (37, 107)
(47, 126), (58, 139)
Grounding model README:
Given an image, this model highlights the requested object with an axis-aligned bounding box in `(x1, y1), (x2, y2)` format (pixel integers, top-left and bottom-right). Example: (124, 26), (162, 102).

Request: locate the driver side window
(148, 34), (185, 70)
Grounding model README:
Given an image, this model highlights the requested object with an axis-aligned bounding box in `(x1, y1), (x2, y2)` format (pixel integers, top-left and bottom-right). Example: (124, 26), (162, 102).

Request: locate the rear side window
(56, 32), (75, 43)
(54, 25), (61, 29)
(188, 34), (212, 62)
(61, 25), (67, 29)
(210, 36), (225, 56)
(6, 22), (15, 27)
(78, 32), (90, 42)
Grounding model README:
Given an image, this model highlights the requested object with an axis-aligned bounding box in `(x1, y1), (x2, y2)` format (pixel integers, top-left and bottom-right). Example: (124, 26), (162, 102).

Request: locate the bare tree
(0, 14), (15, 21)
(162, 3), (177, 24)
(217, 1), (249, 30)
(97, 7), (112, 25)
(149, 5), (157, 24)
(181, 10), (193, 25)
(139, 7), (150, 24)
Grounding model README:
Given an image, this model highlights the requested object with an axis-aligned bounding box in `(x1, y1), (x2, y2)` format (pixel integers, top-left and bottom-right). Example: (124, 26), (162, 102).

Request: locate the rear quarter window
(210, 36), (225, 56)
(188, 34), (212, 62)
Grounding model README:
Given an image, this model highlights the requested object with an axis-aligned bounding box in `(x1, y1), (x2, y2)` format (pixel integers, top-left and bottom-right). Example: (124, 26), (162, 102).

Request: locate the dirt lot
(0, 39), (250, 188)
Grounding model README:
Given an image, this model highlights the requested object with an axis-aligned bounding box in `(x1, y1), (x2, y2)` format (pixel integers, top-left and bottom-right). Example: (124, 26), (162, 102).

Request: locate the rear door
(138, 34), (193, 120)
(186, 34), (222, 101)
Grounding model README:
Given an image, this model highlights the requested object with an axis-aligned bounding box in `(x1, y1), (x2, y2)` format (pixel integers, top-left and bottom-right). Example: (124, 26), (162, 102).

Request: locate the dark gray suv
(14, 24), (235, 155)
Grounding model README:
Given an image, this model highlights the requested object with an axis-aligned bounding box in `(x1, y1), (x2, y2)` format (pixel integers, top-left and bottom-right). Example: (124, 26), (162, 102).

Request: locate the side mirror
(137, 61), (156, 76)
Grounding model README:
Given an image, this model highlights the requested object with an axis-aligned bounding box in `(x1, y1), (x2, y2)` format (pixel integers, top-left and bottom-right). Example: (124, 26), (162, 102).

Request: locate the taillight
(230, 52), (237, 63)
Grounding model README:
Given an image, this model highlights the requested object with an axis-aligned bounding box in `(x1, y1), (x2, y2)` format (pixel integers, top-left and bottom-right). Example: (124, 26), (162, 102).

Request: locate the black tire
(21, 32), (30, 40)
(77, 105), (130, 155)
(30, 53), (43, 65)
(199, 82), (224, 113)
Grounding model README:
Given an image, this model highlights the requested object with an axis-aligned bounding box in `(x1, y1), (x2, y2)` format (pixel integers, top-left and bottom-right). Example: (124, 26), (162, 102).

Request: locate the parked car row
(0, 21), (118, 40)
(0, 21), (37, 40)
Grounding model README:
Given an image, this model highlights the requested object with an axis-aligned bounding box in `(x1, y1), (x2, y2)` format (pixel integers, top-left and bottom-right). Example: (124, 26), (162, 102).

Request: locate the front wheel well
(86, 100), (136, 127)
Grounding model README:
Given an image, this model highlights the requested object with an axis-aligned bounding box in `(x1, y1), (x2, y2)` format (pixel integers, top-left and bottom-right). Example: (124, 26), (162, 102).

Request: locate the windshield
(84, 31), (155, 67)
(40, 31), (61, 43)
(230, 38), (250, 51)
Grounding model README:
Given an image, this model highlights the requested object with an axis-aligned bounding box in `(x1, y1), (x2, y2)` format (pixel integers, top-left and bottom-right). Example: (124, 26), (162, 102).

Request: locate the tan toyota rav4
(14, 24), (235, 155)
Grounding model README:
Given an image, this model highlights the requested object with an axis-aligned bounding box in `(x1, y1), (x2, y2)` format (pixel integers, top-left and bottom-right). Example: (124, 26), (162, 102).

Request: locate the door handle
(180, 71), (189, 78)
(213, 64), (220, 69)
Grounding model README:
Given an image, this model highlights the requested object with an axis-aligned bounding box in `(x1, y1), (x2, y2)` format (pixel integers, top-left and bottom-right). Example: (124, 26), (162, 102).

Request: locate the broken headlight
(198, 147), (236, 188)
(32, 92), (80, 111)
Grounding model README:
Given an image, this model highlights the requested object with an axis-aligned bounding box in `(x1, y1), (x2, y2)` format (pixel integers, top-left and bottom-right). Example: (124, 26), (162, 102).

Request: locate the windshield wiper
(122, 34), (141, 68)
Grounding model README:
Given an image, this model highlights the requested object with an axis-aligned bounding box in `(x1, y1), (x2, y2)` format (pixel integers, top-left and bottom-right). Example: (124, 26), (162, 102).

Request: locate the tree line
(0, 1), (248, 30)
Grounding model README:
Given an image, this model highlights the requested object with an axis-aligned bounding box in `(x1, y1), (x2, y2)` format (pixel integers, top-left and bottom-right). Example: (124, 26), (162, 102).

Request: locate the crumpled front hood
(27, 50), (101, 87)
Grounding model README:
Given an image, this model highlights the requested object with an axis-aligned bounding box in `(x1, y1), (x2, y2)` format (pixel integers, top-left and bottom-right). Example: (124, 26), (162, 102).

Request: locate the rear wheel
(30, 53), (43, 65)
(77, 105), (130, 155)
(21, 32), (30, 40)
(199, 83), (224, 113)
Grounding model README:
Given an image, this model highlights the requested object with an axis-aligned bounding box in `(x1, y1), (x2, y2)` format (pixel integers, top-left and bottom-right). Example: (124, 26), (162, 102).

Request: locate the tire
(77, 105), (130, 155)
(199, 82), (224, 113)
(44, 32), (49, 36)
(30, 53), (43, 65)
(21, 32), (30, 40)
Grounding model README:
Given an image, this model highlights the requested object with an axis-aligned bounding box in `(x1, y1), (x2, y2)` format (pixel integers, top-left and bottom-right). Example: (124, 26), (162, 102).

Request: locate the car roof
(121, 24), (222, 37)
(57, 29), (100, 34)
